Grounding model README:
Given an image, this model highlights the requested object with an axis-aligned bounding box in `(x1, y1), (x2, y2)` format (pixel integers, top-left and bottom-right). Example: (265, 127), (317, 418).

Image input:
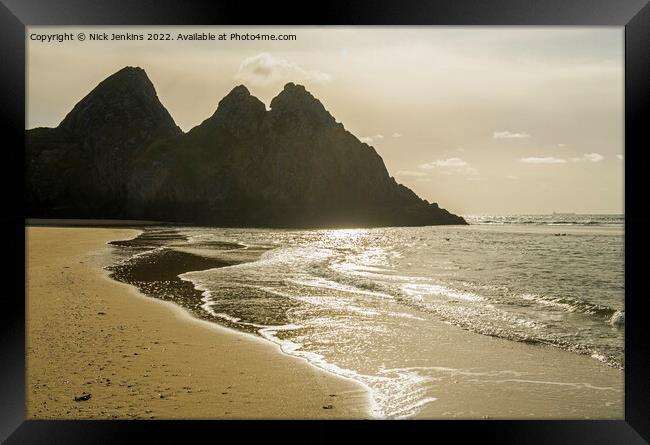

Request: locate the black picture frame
(2, 0), (649, 443)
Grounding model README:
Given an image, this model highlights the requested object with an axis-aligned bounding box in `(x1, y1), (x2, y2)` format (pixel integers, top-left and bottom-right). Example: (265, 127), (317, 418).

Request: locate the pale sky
(27, 27), (624, 215)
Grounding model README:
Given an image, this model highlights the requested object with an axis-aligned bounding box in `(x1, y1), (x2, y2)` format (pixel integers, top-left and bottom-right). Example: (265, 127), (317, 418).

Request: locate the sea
(107, 214), (624, 418)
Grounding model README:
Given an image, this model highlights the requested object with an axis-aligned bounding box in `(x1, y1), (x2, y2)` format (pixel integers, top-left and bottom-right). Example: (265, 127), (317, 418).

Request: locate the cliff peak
(268, 83), (334, 127)
(202, 84), (265, 136)
(271, 82), (316, 105)
(224, 84), (251, 98)
(113, 65), (148, 77)
(59, 66), (179, 138)
(28, 71), (466, 227)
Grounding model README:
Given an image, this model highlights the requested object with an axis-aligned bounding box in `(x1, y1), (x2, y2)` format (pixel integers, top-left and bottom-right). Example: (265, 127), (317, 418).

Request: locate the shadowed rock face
(26, 67), (466, 227)
(26, 67), (182, 217)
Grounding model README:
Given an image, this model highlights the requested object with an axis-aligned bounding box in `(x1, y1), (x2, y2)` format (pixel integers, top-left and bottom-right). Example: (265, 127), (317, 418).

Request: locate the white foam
(591, 352), (609, 363)
(257, 324), (441, 419)
(609, 310), (625, 327)
(402, 283), (484, 302)
(287, 276), (394, 300)
(520, 293), (575, 312)
(487, 378), (622, 392)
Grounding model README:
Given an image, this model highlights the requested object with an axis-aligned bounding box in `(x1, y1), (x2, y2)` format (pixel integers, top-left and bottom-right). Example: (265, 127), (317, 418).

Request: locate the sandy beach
(26, 225), (624, 420)
(26, 226), (369, 419)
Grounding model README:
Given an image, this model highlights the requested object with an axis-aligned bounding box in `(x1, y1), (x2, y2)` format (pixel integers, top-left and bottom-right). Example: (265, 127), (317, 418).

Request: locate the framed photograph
(2, 0), (649, 442)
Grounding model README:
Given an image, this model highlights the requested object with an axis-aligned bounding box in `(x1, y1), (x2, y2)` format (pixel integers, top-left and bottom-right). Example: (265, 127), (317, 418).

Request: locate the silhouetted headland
(27, 66), (466, 228)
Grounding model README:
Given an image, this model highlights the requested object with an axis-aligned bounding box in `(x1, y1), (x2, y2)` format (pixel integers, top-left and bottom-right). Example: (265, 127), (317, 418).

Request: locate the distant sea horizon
(462, 213), (623, 226)
(24, 213), (625, 229)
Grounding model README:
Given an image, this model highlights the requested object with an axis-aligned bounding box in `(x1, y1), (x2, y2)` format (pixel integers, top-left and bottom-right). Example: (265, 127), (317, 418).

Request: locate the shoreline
(103, 226), (624, 419)
(105, 230), (622, 418)
(26, 226), (370, 419)
(27, 225), (624, 419)
(102, 240), (379, 414)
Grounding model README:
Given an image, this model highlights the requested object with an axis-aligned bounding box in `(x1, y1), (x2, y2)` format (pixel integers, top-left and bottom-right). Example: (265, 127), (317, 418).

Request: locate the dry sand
(26, 226), (624, 420)
(26, 226), (369, 419)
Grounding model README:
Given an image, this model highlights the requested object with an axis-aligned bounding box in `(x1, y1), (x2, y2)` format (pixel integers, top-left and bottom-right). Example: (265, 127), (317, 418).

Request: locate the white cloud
(582, 153), (604, 162)
(419, 157), (478, 175)
(569, 153), (605, 163)
(617, 154), (623, 160)
(520, 157), (567, 164)
(494, 131), (530, 139)
(557, 143), (566, 148)
(392, 132), (403, 138)
(521, 153), (604, 164)
(235, 52), (332, 86)
(396, 170), (427, 177)
(420, 158), (467, 168)
(506, 175), (518, 180)
(359, 134), (385, 144)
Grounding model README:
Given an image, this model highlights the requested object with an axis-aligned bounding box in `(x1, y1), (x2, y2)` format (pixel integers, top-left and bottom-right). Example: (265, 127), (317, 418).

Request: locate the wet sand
(26, 226), (369, 419)
(410, 321), (624, 419)
(105, 228), (624, 419)
(26, 226), (624, 420)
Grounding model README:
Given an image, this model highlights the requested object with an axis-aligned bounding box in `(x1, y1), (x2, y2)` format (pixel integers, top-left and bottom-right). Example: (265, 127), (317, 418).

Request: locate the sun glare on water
(320, 228), (368, 246)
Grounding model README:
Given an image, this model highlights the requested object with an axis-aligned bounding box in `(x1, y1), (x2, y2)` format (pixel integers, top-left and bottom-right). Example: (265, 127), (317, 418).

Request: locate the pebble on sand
(74, 393), (92, 402)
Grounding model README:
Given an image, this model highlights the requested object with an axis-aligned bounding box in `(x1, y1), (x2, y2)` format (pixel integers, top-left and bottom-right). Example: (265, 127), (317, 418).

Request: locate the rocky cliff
(26, 67), (182, 217)
(26, 67), (466, 227)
